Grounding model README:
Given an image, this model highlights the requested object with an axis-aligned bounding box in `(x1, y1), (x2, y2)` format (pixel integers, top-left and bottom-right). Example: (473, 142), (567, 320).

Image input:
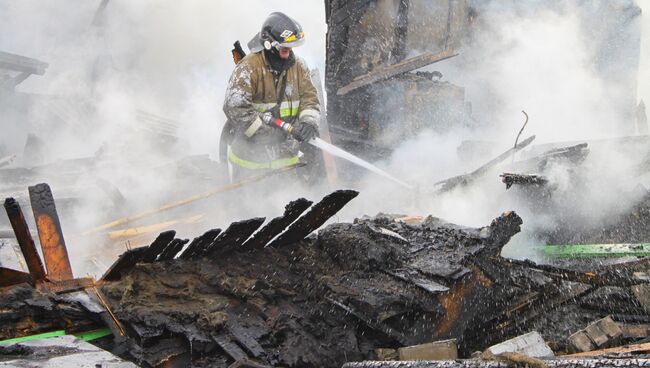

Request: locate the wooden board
(205, 218), (266, 256)
(240, 199), (313, 251)
(4, 198), (46, 280)
(268, 190), (358, 248)
(29, 183), (73, 281)
(337, 50), (458, 95)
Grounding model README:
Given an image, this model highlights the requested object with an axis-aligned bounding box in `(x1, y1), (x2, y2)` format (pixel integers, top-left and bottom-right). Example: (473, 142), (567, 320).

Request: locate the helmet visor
(276, 37), (305, 49)
(275, 31), (305, 49)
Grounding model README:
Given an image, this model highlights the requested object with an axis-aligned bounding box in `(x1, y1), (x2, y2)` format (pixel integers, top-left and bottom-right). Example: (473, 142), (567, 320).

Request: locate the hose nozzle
(261, 112), (294, 134)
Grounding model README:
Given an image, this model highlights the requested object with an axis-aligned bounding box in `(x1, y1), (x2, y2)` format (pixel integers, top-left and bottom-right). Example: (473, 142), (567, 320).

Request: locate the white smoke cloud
(0, 0), (327, 275)
(339, 1), (650, 261)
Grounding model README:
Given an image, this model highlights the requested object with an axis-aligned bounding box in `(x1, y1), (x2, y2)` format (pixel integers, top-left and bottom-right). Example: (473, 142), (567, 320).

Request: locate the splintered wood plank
(212, 334), (248, 362)
(157, 239), (189, 261)
(100, 247), (149, 282)
(435, 135), (536, 194)
(179, 228), (221, 259)
(337, 50), (458, 95)
(268, 190), (359, 248)
(240, 199), (313, 251)
(4, 198), (46, 280)
(206, 218), (266, 256)
(566, 342), (650, 357)
(228, 319), (266, 358)
(141, 230), (176, 263)
(28, 183), (73, 281)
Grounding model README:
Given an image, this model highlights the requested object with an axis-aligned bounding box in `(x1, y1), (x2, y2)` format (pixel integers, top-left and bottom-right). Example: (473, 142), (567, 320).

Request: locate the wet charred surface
(0, 284), (102, 340)
(99, 212), (525, 367)
(3, 209), (649, 367)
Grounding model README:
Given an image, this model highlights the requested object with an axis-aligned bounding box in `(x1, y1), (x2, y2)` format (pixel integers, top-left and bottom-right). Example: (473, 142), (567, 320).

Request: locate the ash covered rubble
(2, 185), (650, 367)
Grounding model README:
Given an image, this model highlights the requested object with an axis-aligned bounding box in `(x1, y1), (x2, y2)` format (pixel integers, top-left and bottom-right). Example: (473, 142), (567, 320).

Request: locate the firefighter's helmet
(250, 12), (305, 52)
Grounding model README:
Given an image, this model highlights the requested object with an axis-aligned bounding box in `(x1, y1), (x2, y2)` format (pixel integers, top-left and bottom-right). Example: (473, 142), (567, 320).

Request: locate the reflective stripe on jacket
(227, 147), (299, 170)
(223, 51), (320, 169)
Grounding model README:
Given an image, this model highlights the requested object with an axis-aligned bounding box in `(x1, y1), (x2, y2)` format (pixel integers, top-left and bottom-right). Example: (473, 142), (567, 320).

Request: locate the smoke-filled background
(0, 1), (649, 274)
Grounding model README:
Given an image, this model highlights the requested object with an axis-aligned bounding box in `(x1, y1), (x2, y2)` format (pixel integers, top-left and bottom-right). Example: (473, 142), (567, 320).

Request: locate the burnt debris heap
(2, 185), (650, 367)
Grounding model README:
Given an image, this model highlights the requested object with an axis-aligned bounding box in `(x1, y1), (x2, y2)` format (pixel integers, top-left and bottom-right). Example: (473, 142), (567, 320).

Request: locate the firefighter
(223, 12), (320, 182)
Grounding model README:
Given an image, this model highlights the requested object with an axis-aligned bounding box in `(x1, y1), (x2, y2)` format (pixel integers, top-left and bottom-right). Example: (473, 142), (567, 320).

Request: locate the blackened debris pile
(96, 209), (522, 367)
(3, 189), (650, 368)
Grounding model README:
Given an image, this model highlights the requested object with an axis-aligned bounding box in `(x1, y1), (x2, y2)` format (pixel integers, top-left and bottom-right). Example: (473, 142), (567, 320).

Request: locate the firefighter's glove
(293, 122), (319, 142)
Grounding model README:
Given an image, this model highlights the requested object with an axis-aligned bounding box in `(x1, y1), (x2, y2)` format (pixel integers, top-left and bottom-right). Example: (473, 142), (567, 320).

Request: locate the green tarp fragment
(0, 330), (65, 344)
(544, 243), (650, 258)
(74, 328), (112, 341)
(0, 328), (112, 344)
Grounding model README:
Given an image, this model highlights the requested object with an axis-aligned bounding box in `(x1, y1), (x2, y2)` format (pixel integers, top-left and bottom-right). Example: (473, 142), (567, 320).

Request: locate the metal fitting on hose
(261, 112), (294, 134)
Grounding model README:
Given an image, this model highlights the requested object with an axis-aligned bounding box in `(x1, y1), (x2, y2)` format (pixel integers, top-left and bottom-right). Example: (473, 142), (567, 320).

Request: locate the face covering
(264, 48), (295, 73)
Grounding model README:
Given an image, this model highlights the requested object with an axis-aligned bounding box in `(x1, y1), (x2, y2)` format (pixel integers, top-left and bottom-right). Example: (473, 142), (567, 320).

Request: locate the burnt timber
(1, 187), (650, 367)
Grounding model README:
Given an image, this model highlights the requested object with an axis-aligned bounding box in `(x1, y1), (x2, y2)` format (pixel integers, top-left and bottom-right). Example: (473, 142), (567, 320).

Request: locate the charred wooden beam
(140, 230), (176, 263)
(213, 334), (249, 362)
(513, 143), (589, 172)
(4, 198), (46, 280)
(0, 267), (33, 288)
(240, 199), (313, 251)
(39, 277), (96, 294)
(101, 247), (149, 282)
(496, 257), (650, 287)
(337, 50), (459, 95)
(28, 183), (73, 281)
(157, 238), (189, 261)
(500, 173), (548, 190)
(179, 228), (221, 259)
(207, 218), (266, 256)
(228, 319), (266, 359)
(268, 190), (359, 248)
(435, 136), (536, 194)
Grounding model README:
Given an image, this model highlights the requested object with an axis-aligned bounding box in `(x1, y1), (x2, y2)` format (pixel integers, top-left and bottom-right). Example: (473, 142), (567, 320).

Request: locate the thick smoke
(0, 1), (326, 274)
(0, 1), (648, 274)
(351, 0), (650, 260)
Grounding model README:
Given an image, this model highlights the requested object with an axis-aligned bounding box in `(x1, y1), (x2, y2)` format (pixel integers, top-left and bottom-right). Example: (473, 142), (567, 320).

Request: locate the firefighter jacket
(223, 51), (320, 170)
